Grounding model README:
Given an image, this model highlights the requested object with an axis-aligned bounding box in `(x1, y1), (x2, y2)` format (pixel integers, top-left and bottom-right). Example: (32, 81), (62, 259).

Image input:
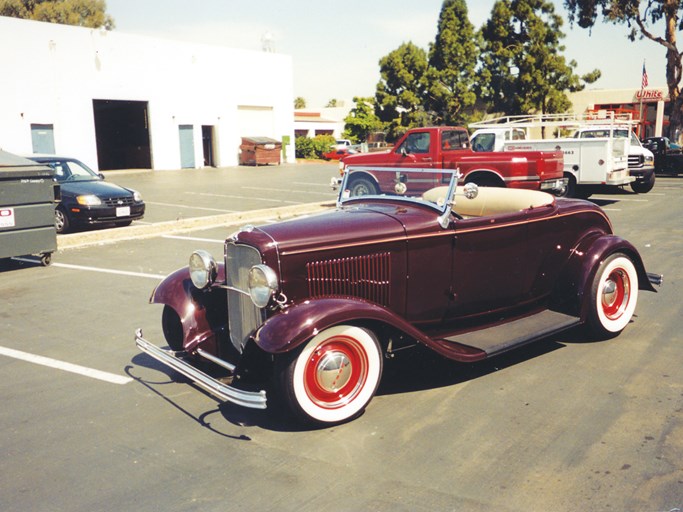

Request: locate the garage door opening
(93, 99), (152, 170)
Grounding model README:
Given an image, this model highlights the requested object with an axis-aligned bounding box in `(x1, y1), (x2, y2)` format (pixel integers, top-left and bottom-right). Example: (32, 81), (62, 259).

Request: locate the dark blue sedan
(28, 156), (145, 233)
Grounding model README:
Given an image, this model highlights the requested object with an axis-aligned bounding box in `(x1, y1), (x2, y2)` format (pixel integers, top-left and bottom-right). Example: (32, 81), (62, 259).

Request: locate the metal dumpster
(0, 150), (59, 266)
(239, 137), (282, 166)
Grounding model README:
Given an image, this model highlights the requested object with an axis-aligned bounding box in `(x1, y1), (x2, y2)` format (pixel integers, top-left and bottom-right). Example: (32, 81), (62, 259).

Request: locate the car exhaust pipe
(647, 272), (663, 287)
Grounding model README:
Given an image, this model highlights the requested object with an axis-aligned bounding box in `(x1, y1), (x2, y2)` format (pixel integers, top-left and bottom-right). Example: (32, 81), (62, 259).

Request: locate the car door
(394, 131), (437, 168)
(446, 213), (529, 320)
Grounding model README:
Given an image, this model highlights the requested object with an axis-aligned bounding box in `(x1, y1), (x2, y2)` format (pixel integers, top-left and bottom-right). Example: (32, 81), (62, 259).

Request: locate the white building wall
(0, 16), (295, 169)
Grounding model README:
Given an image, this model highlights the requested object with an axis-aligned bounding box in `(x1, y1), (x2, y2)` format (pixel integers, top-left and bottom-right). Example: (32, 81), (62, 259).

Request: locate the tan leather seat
(423, 186), (555, 217)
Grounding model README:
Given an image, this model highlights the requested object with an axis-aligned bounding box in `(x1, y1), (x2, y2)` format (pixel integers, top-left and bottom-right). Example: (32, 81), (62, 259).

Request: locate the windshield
(45, 159), (100, 183)
(338, 167), (458, 214)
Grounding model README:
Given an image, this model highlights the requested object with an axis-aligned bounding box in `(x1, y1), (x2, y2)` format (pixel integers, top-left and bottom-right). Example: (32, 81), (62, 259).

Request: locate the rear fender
(254, 297), (432, 354)
(150, 264), (227, 352)
(554, 234), (655, 319)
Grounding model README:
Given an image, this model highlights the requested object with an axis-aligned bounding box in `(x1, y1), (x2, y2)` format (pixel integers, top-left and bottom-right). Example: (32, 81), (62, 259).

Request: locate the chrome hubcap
(316, 351), (352, 392)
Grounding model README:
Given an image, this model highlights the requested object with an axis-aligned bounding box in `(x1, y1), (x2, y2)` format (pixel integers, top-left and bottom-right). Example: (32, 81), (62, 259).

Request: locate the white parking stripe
(51, 262), (166, 280)
(0, 346), (133, 385)
(163, 235), (224, 243)
(146, 201), (238, 213)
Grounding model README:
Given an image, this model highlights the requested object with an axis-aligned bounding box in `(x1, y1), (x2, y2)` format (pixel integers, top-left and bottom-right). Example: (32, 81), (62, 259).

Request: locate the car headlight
(644, 155), (654, 165)
(189, 250), (217, 290)
(132, 190), (143, 202)
(248, 264), (278, 308)
(76, 194), (102, 206)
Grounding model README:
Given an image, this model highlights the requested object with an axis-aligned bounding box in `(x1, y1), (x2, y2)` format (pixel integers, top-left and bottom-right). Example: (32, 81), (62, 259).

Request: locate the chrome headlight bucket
(189, 250), (217, 290)
(248, 264), (278, 308)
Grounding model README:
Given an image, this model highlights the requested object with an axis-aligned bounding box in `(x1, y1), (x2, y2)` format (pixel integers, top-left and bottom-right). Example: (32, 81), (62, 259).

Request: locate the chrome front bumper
(135, 329), (267, 409)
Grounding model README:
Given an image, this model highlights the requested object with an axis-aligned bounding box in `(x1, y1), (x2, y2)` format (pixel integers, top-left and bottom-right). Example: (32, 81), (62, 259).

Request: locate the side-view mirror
(98, 173), (105, 180)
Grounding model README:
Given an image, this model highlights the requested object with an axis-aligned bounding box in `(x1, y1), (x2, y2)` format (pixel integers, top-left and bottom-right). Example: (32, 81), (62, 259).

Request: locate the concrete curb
(57, 201), (335, 250)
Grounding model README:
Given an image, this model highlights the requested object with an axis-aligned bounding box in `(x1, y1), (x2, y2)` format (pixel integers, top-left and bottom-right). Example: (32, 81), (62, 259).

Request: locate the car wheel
(162, 305), (184, 351)
(54, 207), (69, 234)
(586, 253), (639, 338)
(631, 173), (655, 194)
(348, 176), (378, 196)
(467, 175), (505, 188)
(277, 325), (383, 425)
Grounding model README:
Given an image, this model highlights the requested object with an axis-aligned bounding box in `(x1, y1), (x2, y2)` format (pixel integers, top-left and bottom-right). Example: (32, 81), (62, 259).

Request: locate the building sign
(0, 207), (16, 228)
(635, 89), (665, 102)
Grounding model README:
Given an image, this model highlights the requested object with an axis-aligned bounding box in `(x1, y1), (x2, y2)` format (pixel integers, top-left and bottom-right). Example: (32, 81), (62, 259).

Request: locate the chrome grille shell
(225, 241), (265, 353)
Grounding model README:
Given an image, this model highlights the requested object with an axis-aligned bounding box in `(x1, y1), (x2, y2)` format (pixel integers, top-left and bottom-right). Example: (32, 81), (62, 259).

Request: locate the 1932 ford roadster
(135, 167), (661, 425)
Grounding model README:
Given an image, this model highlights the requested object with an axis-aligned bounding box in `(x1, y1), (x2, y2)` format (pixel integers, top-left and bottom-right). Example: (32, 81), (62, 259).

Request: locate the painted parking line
(189, 191), (302, 204)
(162, 235), (224, 243)
(146, 201), (238, 213)
(12, 257), (165, 280)
(242, 186), (333, 197)
(0, 345), (132, 385)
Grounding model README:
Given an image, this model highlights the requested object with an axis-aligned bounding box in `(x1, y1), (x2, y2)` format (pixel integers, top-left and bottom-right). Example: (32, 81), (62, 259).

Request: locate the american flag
(642, 62), (649, 89)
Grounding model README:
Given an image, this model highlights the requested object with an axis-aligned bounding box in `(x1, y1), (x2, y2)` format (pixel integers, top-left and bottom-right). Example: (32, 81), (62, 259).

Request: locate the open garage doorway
(202, 125), (215, 166)
(93, 99), (152, 170)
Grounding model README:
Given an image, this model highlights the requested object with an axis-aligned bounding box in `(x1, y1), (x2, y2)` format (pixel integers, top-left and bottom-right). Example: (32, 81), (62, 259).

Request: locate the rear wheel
(586, 253), (638, 338)
(466, 175), (505, 188)
(556, 174), (576, 198)
(276, 325), (382, 425)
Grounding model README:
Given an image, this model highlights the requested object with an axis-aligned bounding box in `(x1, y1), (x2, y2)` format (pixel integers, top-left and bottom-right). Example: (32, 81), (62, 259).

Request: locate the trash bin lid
(0, 150), (54, 179)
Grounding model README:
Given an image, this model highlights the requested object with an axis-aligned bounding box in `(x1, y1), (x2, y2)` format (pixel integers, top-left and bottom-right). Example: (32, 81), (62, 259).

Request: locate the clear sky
(106, 0), (667, 108)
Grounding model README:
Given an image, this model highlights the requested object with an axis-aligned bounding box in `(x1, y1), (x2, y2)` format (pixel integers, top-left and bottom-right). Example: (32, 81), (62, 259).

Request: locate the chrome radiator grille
(226, 242), (265, 353)
(306, 252), (391, 306)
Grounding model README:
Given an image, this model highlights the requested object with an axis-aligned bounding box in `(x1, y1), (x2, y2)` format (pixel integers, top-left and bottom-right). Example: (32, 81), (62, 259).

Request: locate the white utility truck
(469, 113), (648, 198)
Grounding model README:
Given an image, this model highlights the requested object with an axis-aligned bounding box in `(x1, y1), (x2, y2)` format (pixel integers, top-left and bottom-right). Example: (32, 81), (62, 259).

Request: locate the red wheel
(278, 325), (382, 425)
(587, 253), (638, 338)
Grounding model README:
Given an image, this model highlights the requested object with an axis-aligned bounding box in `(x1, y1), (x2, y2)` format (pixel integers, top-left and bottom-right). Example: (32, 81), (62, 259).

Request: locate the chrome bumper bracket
(135, 329), (267, 409)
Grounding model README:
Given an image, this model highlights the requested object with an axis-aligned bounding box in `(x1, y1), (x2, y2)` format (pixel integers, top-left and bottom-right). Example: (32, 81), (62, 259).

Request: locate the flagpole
(639, 60), (647, 137)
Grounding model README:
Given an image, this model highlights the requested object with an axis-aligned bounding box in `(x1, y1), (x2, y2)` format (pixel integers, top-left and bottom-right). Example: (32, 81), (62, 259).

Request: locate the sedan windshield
(338, 167), (458, 214)
(47, 160), (100, 183)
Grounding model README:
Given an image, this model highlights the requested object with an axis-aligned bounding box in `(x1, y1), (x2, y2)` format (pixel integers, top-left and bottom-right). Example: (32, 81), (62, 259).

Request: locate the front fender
(151, 264), (227, 352)
(555, 234), (655, 318)
(254, 297), (431, 354)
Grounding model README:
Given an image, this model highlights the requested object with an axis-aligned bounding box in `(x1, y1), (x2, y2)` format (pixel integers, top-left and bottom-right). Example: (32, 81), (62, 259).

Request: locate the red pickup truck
(340, 126), (566, 193)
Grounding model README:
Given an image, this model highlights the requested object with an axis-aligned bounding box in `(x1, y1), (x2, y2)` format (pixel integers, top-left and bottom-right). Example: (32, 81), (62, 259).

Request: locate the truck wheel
(556, 175), (576, 198)
(467, 175), (504, 188)
(631, 173), (655, 194)
(348, 176), (378, 196)
(276, 325), (383, 425)
(55, 207), (69, 234)
(585, 253), (638, 339)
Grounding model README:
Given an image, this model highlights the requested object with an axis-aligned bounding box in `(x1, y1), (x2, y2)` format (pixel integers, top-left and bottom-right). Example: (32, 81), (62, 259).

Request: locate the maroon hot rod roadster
(135, 167), (661, 425)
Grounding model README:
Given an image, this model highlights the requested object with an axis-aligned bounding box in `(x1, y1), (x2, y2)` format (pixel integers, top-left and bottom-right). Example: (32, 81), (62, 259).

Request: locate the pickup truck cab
(642, 136), (683, 176)
(573, 126), (655, 193)
(340, 126), (566, 193)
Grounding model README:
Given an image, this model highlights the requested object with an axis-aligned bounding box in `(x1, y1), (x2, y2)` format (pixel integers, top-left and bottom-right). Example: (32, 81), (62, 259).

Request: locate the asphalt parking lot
(1, 167), (682, 512)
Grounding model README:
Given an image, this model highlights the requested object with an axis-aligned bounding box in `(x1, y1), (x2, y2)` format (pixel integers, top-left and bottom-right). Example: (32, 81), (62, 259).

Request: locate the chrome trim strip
(135, 329), (267, 409)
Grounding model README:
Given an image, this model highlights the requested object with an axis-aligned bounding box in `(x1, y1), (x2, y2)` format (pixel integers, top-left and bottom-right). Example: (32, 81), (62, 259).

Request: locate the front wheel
(276, 325), (383, 425)
(631, 173), (655, 194)
(586, 253), (639, 338)
(348, 176), (378, 196)
(54, 207), (69, 234)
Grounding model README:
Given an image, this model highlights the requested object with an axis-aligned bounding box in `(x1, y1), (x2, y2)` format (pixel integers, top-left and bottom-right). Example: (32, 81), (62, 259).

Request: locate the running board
(441, 310), (581, 357)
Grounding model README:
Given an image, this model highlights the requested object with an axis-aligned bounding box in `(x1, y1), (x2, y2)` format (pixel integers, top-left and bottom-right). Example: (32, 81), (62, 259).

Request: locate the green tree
(375, 42), (430, 139)
(563, 0), (683, 139)
(425, 0), (480, 125)
(325, 99), (339, 108)
(479, 0), (599, 116)
(294, 96), (306, 109)
(0, 0), (114, 29)
(343, 96), (384, 143)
